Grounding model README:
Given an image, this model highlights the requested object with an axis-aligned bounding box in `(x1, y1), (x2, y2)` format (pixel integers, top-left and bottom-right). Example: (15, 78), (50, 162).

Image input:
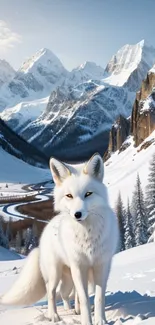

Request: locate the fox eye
(85, 192), (93, 198)
(66, 194), (73, 199)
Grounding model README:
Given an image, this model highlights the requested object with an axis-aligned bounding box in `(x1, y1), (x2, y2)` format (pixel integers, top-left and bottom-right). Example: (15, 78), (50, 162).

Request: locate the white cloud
(0, 20), (21, 53)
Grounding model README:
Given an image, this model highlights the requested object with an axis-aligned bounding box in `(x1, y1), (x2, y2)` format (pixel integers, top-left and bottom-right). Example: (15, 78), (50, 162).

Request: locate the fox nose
(74, 211), (82, 220)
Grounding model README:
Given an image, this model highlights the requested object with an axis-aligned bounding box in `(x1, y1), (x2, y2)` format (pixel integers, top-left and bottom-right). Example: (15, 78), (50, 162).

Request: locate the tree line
(115, 152), (155, 251)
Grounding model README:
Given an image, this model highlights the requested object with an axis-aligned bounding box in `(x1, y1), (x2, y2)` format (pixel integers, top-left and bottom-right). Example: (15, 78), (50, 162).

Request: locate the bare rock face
(131, 71), (155, 146)
(104, 115), (130, 160)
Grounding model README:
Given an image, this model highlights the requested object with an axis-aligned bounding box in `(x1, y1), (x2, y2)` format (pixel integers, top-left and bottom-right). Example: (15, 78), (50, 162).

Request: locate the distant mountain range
(1, 40), (155, 163)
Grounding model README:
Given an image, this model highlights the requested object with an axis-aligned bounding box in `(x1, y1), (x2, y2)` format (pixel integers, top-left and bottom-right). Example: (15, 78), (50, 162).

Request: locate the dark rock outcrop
(131, 71), (155, 146)
(104, 115), (130, 160)
(108, 115), (130, 152)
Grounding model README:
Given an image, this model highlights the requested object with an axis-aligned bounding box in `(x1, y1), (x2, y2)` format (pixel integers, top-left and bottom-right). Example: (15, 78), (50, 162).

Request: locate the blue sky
(0, 0), (155, 70)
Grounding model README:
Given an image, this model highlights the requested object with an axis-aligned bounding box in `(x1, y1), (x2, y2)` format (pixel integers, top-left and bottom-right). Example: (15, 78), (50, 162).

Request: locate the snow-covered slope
(104, 131), (155, 207)
(0, 60), (15, 88)
(1, 243), (155, 324)
(0, 146), (50, 183)
(104, 40), (155, 91)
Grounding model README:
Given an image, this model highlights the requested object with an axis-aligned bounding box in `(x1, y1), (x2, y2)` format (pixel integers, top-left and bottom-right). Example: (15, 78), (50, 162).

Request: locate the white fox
(0, 153), (118, 325)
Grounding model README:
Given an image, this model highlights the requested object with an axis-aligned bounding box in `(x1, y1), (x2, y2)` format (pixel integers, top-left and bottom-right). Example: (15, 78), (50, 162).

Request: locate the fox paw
(47, 313), (61, 322)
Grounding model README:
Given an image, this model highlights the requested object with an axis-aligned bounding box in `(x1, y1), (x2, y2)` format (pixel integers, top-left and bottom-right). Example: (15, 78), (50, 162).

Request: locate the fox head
(49, 153), (108, 221)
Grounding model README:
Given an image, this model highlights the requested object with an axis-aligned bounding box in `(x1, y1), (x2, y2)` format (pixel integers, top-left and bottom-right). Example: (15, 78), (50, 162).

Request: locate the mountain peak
(19, 48), (65, 74)
(78, 61), (99, 69)
(76, 61), (104, 72)
(105, 40), (155, 75)
(37, 47), (50, 54)
(138, 39), (145, 47)
(104, 40), (155, 90)
(70, 61), (104, 82)
(137, 39), (155, 49)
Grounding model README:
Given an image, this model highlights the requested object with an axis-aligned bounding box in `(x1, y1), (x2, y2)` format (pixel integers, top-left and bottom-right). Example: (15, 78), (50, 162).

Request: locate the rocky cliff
(104, 115), (130, 160)
(131, 69), (155, 146)
(105, 67), (155, 158)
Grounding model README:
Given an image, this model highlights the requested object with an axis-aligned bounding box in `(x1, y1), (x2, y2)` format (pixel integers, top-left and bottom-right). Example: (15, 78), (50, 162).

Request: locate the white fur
(0, 154), (118, 325)
(0, 248), (46, 305)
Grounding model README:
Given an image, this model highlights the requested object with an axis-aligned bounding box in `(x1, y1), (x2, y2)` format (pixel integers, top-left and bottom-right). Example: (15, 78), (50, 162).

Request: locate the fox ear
(49, 158), (71, 186)
(83, 153), (104, 182)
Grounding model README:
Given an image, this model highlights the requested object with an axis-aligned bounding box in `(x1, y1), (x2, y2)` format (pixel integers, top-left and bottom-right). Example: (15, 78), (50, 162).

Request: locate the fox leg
(60, 270), (74, 311)
(46, 266), (62, 322)
(93, 261), (111, 325)
(75, 291), (80, 314)
(71, 265), (92, 325)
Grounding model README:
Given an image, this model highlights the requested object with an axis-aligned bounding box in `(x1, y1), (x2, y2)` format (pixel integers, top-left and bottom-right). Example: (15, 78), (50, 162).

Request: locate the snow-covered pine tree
(133, 173), (148, 246)
(115, 192), (125, 251)
(146, 153), (155, 241)
(124, 198), (135, 249)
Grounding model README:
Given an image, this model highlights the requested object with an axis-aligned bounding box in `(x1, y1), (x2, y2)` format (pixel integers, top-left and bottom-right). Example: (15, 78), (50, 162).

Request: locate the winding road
(0, 180), (54, 223)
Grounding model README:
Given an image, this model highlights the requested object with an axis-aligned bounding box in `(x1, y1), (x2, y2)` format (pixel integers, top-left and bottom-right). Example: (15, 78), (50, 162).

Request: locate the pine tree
(0, 217), (8, 248)
(146, 153), (155, 241)
(124, 198), (135, 249)
(31, 223), (38, 249)
(115, 192), (125, 251)
(5, 217), (12, 244)
(15, 231), (22, 253)
(133, 173), (148, 246)
(24, 225), (38, 255)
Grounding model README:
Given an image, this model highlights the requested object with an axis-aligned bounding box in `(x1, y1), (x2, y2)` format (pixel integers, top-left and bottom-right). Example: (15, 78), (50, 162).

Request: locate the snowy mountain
(1, 40), (155, 162)
(18, 48), (67, 92)
(0, 49), (105, 111)
(62, 61), (104, 88)
(18, 83), (134, 162)
(0, 60), (15, 89)
(104, 40), (155, 91)
(0, 48), (67, 110)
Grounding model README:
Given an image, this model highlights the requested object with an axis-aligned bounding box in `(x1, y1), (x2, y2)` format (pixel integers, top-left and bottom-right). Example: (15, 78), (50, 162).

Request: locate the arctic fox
(0, 153), (118, 325)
